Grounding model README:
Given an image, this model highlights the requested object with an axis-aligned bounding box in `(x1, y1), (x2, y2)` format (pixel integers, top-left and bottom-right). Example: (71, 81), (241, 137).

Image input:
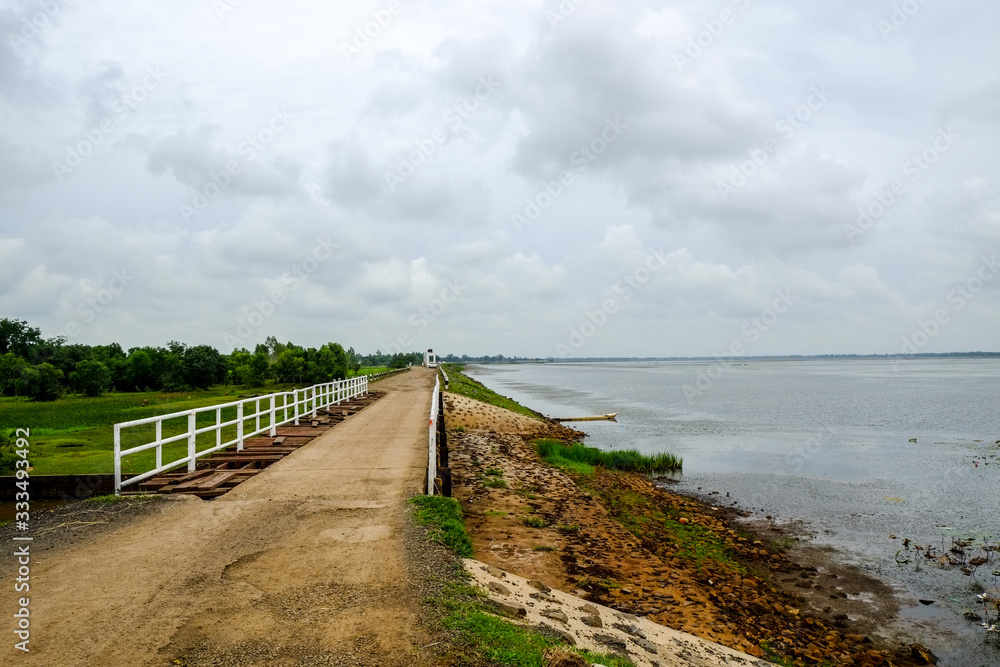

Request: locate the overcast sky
(1, 0), (998, 358)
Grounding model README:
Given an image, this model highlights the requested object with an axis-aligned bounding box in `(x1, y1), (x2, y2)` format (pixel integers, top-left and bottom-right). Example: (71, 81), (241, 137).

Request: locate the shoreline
(441, 373), (934, 666)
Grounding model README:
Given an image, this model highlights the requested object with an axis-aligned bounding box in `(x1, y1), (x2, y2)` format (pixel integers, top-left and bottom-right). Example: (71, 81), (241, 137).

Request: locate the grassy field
(441, 364), (545, 421)
(0, 371), (389, 476)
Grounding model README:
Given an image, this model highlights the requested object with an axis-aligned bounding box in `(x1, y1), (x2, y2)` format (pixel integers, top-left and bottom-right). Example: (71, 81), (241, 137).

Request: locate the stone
(488, 581), (511, 596)
(541, 608), (569, 623)
(580, 603), (601, 616)
(555, 629), (577, 646)
(527, 579), (551, 593)
(612, 622), (647, 639)
(488, 599), (527, 618)
(593, 634), (627, 651)
(580, 614), (603, 628)
(530, 591), (560, 603)
(485, 565), (506, 579)
(632, 637), (659, 654)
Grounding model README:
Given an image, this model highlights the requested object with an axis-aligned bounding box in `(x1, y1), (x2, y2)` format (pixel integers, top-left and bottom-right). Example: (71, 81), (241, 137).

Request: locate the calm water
(468, 359), (1000, 666)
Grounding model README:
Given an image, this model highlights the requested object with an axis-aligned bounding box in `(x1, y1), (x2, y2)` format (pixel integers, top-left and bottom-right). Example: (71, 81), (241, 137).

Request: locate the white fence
(114, 376), (371, 493)
(427, 375), (440, 495)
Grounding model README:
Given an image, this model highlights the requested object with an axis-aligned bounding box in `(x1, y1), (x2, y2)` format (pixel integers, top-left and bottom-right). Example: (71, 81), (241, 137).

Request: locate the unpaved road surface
(5, 368), (437, 667)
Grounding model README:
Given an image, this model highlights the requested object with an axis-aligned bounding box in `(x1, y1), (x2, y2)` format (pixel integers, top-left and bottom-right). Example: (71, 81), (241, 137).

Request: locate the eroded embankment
(444, 391), (930, 667)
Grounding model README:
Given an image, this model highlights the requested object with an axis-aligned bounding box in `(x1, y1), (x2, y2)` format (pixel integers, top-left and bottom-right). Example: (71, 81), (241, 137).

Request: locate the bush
(17, 363), (64, 401)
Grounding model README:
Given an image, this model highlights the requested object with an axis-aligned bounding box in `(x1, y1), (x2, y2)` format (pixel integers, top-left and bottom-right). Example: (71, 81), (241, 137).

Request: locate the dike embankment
(443, 388), (931, 667)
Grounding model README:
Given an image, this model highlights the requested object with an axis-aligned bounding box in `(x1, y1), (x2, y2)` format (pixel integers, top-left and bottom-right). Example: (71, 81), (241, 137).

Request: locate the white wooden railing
(367, 367), (410, 381)
(113, 376), (369, 493)
(427, 375), (440, 495)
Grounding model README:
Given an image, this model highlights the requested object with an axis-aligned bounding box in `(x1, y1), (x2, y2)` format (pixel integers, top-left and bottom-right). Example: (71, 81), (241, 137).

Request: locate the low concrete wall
(1, 474), (116, 501)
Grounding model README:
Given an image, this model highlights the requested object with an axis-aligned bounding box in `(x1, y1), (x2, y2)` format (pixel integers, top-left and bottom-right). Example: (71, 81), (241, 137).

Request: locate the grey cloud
(147, 125), (301, 198)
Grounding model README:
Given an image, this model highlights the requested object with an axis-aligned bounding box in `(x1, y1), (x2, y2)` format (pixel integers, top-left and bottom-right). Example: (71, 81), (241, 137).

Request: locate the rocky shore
(444, 391), (934, 666)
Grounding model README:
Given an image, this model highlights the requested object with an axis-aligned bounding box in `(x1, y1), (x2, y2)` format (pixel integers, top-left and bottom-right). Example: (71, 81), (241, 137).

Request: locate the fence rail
(113, 376), (372, 493)
(366, 367), (410, 382)
(427, 376), (439, 495)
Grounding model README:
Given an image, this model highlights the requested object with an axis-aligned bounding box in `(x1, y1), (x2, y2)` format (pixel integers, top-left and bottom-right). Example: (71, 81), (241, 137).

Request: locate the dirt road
(7, 368), (437, 666)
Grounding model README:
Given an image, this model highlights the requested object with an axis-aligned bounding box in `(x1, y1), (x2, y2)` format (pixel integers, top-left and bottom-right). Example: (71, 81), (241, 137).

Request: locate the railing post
(114, 424), (122, 494)
(255, 397), (261, 434)
(187, 412), (197, 472)
(293, 389), (299, 425)
(237, 401), (244, 451)
(155, 420), (162, 471)
(311, 385), (317, 418)
(269, 395), (277, 436)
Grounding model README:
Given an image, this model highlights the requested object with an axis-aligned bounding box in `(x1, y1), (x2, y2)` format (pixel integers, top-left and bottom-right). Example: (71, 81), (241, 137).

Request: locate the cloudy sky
(1, 0), (998, 358)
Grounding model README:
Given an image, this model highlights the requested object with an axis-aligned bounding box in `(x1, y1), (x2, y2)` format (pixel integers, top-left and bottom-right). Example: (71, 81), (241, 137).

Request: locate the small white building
(423, 348), (437, 368)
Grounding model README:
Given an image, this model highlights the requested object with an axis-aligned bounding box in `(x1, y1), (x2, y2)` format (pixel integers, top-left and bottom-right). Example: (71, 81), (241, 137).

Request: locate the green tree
(17, 363), (64, 401)
(247, 351), (270, 386)
(0, 318), (42, 356)
(183, 345), (228, 390)
(69, 360), (112, 396)
(273, 349), (305, 384)
(388, 353), (410, 369)
(125, 350), (157, 390)
(0, 352), (29, 396)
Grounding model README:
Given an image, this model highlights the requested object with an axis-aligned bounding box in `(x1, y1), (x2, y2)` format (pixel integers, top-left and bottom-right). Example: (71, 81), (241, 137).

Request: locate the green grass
(514, 486), (540, 500)
(534, 438), (682, 474)
(441, 364), (545, 421)
(522, 516), (547, 528)
(86, 493), (146, 504)
(409, 495), (474, 557)
(0, 387), (250, 475)
(0, 372), (388, 477)
(436, 581), (632, 667)
(484, 468), (503, 477)
(482, 478), (507, 489)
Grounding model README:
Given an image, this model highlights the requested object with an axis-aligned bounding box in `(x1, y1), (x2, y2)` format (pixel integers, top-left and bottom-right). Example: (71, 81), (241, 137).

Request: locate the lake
(467, 359), (1000, 667)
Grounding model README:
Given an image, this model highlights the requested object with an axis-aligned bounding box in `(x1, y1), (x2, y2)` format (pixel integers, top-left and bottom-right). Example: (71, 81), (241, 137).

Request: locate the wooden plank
(201, 456), (282, 466)
(195, 471), (241, 491)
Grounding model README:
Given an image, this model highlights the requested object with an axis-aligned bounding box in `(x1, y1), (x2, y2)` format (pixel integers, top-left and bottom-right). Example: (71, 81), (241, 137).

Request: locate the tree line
(0, 318), (424, 401)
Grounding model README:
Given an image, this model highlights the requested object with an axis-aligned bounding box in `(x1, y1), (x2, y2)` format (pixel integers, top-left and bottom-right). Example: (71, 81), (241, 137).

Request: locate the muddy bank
(444, 391), (931, 666)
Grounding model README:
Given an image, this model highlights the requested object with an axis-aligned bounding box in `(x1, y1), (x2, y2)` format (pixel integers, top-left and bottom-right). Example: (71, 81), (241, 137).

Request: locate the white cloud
(0, 0), (998, 356)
